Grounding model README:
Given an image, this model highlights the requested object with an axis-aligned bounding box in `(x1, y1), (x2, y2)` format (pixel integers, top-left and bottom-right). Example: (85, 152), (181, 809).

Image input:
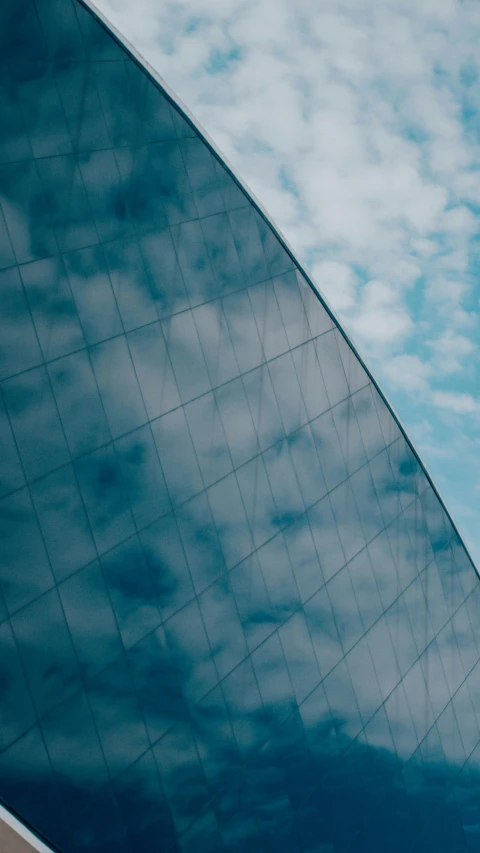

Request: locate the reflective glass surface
(1, 1), (480, 852)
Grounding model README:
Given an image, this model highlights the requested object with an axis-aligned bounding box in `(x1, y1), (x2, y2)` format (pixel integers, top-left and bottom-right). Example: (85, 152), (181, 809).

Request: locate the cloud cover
(96, 0), (480, 561)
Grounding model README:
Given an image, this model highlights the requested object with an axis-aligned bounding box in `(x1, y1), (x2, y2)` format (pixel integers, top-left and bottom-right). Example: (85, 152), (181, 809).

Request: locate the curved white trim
(0, 803), (56, 853)
(78, 0), (479, 576)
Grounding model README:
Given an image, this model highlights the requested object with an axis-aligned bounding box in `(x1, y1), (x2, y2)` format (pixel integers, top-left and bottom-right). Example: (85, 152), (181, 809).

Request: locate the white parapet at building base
(0, 804), (56, 853)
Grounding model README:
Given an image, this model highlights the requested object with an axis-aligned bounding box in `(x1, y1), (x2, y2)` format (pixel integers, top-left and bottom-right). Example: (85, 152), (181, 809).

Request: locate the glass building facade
(1, 1), (480, 851)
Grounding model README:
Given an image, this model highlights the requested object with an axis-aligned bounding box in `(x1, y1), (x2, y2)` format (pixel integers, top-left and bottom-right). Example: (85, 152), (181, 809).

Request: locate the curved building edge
(77, 0), (480, 578)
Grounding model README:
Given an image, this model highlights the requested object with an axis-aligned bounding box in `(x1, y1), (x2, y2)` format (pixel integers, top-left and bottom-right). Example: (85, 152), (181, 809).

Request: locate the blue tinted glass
(11, 587), (82, 717)
(164, 598), (218, 707)
(3, 365), (70, 480)
(151, 406), (203, 507)
(114, 424), (171, 529)
(88, 655), (150, 778)
(175, 491), (226, 594)
(90, 335), (147, 438)
(0, 620), (36, 752)
(75, 443), (136, 554)
(64, 245), (123, 346)
(101, 535), (161, 649)
(199, 575), (248, 679)
(184, 392), (232, 487)
(48, 348), (111, 457)
(0, 392), (24, 498)
(30, 464), (96, 581)
(193, 300), (240, 388)
(0, 267), (43, 381)
(21, 255), (85, 360)
(139, 511), (195, 621)
(0, 486), (54, 613)
(128, 625), (187, 743)
(1, 0), (479, 850)
(162, 310), (211, 403)
(42, 688), (109, 821)
(59, 559), (123, 680)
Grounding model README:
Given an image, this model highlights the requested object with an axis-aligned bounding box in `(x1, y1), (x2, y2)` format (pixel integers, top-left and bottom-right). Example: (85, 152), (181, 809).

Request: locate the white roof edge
(0, 803), (56, 853)
(78, 0), (479, 578)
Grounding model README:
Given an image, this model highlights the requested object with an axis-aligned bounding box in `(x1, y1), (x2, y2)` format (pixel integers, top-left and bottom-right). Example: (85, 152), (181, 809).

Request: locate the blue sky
(97, 0), (480, 565)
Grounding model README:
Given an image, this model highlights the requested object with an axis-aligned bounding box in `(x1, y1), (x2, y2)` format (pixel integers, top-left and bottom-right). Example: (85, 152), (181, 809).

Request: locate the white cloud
(382, 354), (433, 393)
(431, 390), (480, 414)
(310, 260), (358, 312)
(428, 328), (476, 375)
(346, 279), (414, 350)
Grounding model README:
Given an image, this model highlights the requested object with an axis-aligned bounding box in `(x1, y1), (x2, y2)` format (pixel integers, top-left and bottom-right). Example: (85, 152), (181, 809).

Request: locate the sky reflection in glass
(0, 1), (480, 852)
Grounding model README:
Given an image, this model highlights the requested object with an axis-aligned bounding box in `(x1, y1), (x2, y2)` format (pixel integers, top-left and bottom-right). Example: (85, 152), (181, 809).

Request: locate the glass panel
(0, 726), (64, 844)
(42, 689), (109, 820)
(215, 376), (260, 468)
(201, 211), (245, 297)
(127, 322), (181, 421)
(153, 722), (209, 836)
(222, 289), (265, 374)
(175, 491), (226, 595)
(171, 218), (216, 307)
(236, 454), (278, 549)
(287, 423), (327, 508)
(30, 464), (96, 582)
(75, 443), (136, 555)
(207, 472), (255, 569)
(0, 160), (58, 264)
(3, 365), (70, 481)
(0, 486), (54, 613)
(248, 280), (289, 361)
(314, 330), (349, 407)
(114, 424), (171, 529)
(242, 363), (285, 453)
(162, 310), (211, 404)
(164, 598), (218, 707)
(88, 655), (150, 778)
(263, 437), (305, 525)
(11, 587), (82, 717)
(59, 560), (123, 681)
(327, 567), (364, 654)
(199, 575), (249, 680)
(0, 392), (24, 498)
(21, 255), (85, 360)
(101, 534), (161, 649)
(49, 348), (111, 457)
(113, 749), (177, 853)
(0, 619), (36, 752)
(193, 300), (240, 388)
(139, 511), (195, 621)
(251, 631), (296, 725)
(90, 335), (147, 438)
(273, 271), (311, 349)
(291, 340), (330, 422)
(64, 245), (123, 346)
(257, 533), (300, 625)
(0, 266), (43, 381)
(310, 409), (348, 493)
(184, 392), (233, 487)
(229, 552), (276, 654)
(151, 406), (203, 507)
(278, 610), (321, 703)
(128, 625), (187, 743)
(228, 205), (269, 286)
(283, 513), (324, 603)
(268, 351), (308, 435)
(307, 494), (346, 582)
